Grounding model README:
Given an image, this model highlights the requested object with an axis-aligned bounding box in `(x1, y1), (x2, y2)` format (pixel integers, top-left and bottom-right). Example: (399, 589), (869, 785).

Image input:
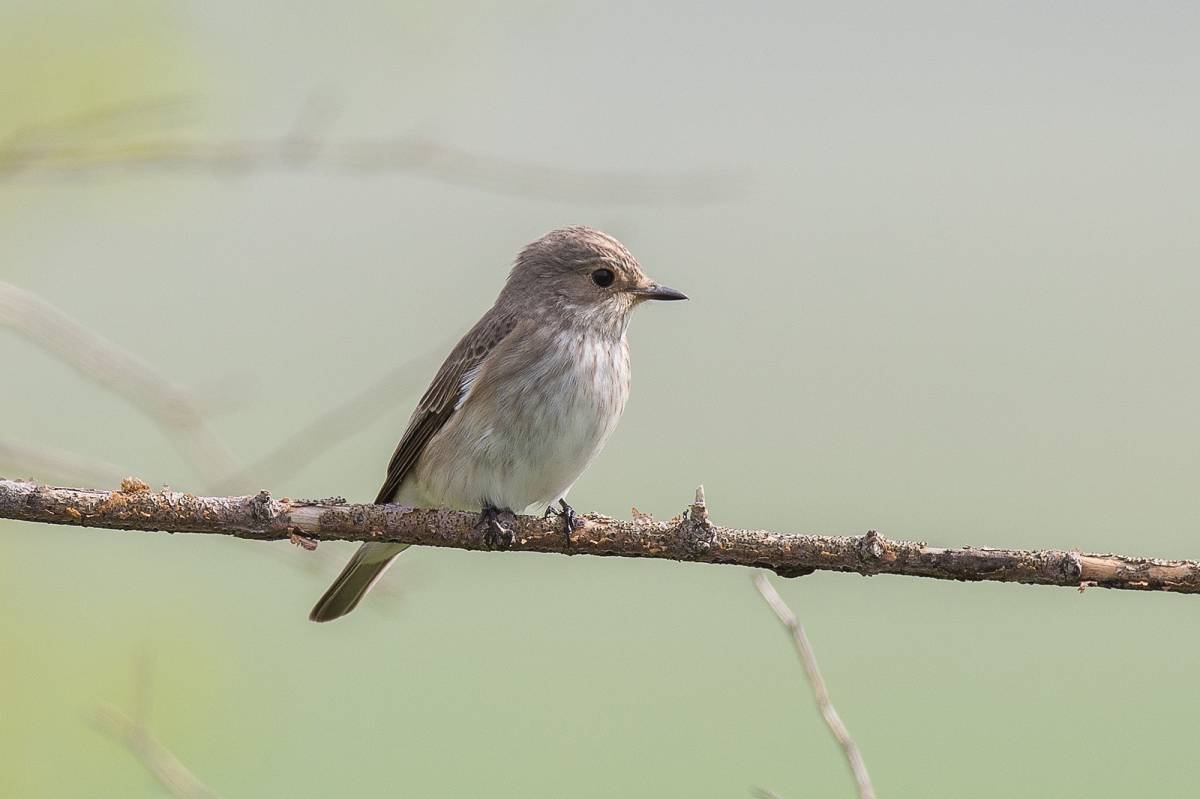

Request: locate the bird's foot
(476, 506), (516, 550)
(545, 499), (580, 547)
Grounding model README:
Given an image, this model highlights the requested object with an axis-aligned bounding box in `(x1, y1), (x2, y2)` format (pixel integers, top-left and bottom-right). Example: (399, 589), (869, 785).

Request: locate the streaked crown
(499, 227), (685, 334)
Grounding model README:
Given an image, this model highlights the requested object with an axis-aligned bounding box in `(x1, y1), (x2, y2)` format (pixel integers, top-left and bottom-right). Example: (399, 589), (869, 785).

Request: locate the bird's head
(503, 226), (686, 336)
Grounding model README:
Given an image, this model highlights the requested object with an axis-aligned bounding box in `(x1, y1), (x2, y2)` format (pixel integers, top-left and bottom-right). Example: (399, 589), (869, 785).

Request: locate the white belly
(408, 330), (630, 512)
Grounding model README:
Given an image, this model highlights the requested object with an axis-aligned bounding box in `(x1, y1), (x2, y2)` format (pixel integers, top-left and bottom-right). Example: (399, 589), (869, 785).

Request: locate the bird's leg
(475, 505), (516, 550)
(545, 498), (580, 546)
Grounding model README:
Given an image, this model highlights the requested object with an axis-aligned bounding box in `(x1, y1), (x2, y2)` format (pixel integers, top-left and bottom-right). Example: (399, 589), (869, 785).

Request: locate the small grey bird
(310, 226), (686, 622)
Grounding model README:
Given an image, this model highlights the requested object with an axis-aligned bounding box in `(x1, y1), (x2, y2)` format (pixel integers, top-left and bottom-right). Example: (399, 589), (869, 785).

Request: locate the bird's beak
(632, 283), (688, 301)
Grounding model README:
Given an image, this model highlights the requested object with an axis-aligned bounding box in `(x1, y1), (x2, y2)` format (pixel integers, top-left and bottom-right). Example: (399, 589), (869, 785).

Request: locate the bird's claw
(546, 499), (580, 547)
(476, 506), (515, 550)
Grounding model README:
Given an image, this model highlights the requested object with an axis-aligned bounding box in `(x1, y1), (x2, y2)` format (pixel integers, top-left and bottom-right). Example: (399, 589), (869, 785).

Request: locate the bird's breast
(414, 330), (630, 512)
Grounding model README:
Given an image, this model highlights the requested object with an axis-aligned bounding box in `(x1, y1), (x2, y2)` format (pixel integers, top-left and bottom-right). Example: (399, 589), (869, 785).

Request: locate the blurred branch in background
(0, 278), (423, 495)
(0, 439), (127, 488)
(751, 789), (785, 799)
(0, 96), (748, 205)
(0, 281), (410, 599)
(2, 96), (196, 144)
(754, 574), (875, 799)
(5, 480), (1200, 596)
(89, 654), (223, 799)
(214, 341), (445, 496)
(0, 280), (238, 486)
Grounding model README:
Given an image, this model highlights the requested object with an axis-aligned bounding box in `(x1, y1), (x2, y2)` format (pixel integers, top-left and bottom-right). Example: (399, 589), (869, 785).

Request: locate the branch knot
(249, 490), (275, 524)
(678, 485), (715, 556)
(856, 530), (890, 566)
(1060, 552), (1084, 580)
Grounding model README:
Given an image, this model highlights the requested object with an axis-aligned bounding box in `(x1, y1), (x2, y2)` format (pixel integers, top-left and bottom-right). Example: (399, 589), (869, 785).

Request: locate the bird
(309, 226), (687, 622)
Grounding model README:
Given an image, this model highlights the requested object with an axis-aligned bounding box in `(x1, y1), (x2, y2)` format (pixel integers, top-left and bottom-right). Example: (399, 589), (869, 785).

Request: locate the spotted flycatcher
(310, 226), (686, 622)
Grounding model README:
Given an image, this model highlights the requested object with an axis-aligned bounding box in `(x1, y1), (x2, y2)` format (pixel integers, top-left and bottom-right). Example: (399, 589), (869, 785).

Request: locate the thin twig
(0, 281), (238, 486)
(754, 574), (876, 799)
(90, 705), (222, 799)
(1, 95), (194, 152)
(751, 788), (785, 799)
(3, 479), (1198, 595)
(0, 101), (747, 204)
(0, 439), (129, 488)
(88, 654), (222, 799)
(0, 282), (408, 596)
(215, 343), (446, 494)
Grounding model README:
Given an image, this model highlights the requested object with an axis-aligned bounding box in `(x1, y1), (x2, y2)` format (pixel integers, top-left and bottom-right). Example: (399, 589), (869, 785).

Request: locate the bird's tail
(308, 542), (410, 622)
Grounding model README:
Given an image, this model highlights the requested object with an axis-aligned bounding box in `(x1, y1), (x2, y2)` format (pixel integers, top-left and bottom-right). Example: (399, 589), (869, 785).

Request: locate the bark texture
(2, 478), (1198, 595)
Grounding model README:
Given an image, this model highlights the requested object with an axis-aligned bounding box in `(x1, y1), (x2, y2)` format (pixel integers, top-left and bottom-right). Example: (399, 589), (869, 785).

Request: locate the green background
(3, 1), (1198, 796)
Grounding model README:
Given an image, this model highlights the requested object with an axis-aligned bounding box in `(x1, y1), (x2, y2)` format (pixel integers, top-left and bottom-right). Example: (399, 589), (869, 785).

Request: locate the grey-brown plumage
(310, 227), (685, 622)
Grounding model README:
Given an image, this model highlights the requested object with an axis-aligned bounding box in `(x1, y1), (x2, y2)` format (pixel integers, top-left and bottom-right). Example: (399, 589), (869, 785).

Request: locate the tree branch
(0, 440), (129, 488)
(0, 280), (238, 485)
(0, 97), (746, 205)
(3, 479), (1198, 595)
(213, 343), (446, 495)
(754, 574), (875, 799)
(89, 653), (222, 799)
(90, 705), (222, 799)
(0, 281), (411, 600)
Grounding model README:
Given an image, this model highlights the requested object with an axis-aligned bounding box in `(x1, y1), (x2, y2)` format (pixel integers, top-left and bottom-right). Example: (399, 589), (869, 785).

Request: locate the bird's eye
(591, 268), (615, 288)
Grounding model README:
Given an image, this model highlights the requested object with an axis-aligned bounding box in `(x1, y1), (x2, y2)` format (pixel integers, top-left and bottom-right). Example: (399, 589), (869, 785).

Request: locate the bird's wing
(373, 309), (521, 504)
